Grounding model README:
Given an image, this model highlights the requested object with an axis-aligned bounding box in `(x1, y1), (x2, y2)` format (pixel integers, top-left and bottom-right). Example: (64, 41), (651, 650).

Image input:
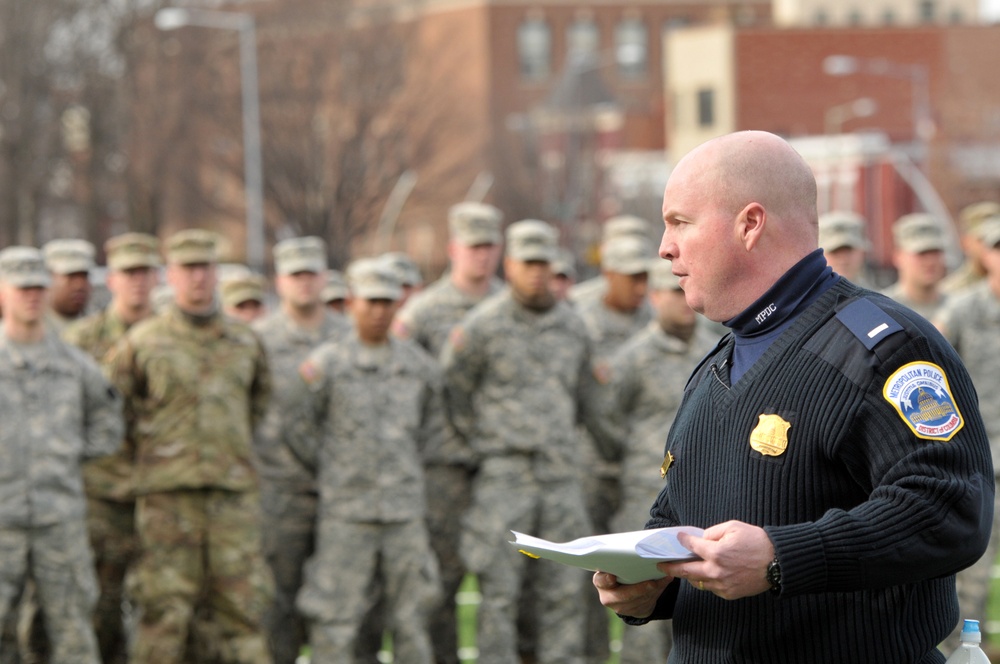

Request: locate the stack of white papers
(509, 526), (704, 584)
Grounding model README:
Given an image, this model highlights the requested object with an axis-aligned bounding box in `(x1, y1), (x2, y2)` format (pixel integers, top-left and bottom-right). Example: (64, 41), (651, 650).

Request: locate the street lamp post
(822, 55), (932, 162)
(155, 8), (266, 273)
(824, 97), (878, 135)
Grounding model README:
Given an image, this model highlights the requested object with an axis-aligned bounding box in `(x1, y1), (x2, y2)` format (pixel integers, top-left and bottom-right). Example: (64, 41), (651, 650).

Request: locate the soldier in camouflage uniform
(573, 234), (654, 663)
(42, 239), (96, 333)
(604, 261), (717, 664)
(935, 218), (1000, 651)
(941, 201), (1000, 295)
(818, 211), (871, 287)
(221, 274), (268, 324)
(392, 202), (504, 664)
(881, 213), (949, 321)
(289, 258), (442, 663)
(251, 237), (349, 664)
(321, 271), (348, 314)
(63, 233), (161, 664)
(568, 215), (653, 309)
(380, 251), (424, 305)
(441, 220), (620, 664)
(105, 230), (273, 664)
(0, 246), (123, 664)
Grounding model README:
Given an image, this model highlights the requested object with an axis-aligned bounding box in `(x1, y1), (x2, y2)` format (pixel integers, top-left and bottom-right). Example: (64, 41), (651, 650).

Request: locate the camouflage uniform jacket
(0, 329), (123, 527)
(440, 289), (620, 481)
(288, 333), (444, 523)
(106, 304), (270, 495)
(880, 282), (947, 322)
(64, 306), (139, 502)
(252, 309), (350, 491)
(575, 297), (652, 361)
(393, 275), (502, 466)
(936, 281), (1000, 467)
(607, 323), (717, 500)
(940, 260), (983, 295)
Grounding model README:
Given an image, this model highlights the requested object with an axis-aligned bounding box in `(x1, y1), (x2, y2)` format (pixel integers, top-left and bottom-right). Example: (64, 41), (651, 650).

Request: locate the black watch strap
(766, 557), (782, 596)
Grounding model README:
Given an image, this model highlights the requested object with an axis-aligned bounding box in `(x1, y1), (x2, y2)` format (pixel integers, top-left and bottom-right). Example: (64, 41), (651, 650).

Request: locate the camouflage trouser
(260, 486), (316, 664)
(947, 477), (1000, 652)
(0, 520), (100, 664)
(127, 490), (273, 664)
(424, 464), (472, 664)
(460, 456), (592, 664)
(611, 493), (672, 664)
(87, 497), (138, 664)
(298, 518), (441, 664)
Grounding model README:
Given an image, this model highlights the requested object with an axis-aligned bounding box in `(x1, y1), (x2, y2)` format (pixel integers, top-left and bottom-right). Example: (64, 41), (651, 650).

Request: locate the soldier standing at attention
(441, 220), (619, 664)
(105, 229), (273, 664)
(63, 233), (161, 664)
(940, 201), (1000, 295)
(42, 239), (96, 332)
(221, 274), (269, 324)
(881, 213), (949, 321)
(290, 258), (443, 663)
(0, 246), (123, 664)
(251, 236), (349, 664)
(392, 201), (504, 664)
(817, 211), (871, 287)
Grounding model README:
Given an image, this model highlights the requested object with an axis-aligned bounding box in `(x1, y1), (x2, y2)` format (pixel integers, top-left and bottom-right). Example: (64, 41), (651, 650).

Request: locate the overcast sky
(983, 0), (1000, 20)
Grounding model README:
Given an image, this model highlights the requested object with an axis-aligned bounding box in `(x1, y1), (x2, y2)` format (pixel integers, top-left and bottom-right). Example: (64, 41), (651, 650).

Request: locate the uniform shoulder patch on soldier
(835, 298), (903, 350)
(592, 359), (612, 385)
(298, 359), (323, 386)
(882, 361), (964, 442)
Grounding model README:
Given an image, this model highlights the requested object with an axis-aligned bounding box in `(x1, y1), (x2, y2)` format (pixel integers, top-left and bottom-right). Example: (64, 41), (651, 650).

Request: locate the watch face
(767, 559), (782, 595)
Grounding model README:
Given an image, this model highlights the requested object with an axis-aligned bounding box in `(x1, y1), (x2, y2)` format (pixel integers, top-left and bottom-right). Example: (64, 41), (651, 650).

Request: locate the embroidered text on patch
(882, 361), (964, 441)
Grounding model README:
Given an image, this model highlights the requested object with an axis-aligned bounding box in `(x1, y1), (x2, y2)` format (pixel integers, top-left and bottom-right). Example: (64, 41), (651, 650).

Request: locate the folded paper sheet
(510, 526), (704, 584)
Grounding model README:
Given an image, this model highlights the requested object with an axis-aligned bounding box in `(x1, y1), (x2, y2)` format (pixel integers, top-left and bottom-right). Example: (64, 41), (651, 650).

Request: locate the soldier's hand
(592, 571), (673, 619)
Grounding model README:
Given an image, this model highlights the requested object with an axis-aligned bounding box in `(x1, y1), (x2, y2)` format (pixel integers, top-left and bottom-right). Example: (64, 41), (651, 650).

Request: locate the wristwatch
(766, 557), (782, 596)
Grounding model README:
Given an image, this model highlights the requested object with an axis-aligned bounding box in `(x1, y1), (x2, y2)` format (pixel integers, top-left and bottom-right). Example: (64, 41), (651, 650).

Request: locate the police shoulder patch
(882, 361), (964, 441)
(298, 359), (323, 386)
(448, 326), (466, 352)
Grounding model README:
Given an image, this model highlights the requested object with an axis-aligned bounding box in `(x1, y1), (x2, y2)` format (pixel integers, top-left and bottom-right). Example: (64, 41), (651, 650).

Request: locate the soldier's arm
(283, 352), (330, 472)
(103, 337), (142, 443)
(577, 342), (624, 462)
(79, 350), (124, 459)
(439, 324), (482, 442)
(249, 337), (272, 432)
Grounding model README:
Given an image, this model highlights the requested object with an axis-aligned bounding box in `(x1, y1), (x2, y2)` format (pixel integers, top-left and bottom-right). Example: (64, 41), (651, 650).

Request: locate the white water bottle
(945, 619), (992, 664)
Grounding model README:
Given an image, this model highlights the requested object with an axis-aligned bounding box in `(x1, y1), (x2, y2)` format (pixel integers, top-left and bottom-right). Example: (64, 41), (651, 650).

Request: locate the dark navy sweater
(635, 277), (994, 663)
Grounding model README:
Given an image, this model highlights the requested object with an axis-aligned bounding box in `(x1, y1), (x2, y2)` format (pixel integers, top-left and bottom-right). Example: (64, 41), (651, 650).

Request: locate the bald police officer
(251, 236), (350, 664)
(0, 246), (123, 664)
(106, 229), (273, 664)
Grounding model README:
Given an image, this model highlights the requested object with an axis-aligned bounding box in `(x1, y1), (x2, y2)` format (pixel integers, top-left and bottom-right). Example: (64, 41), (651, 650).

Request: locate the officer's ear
(739, 202), (766, 252)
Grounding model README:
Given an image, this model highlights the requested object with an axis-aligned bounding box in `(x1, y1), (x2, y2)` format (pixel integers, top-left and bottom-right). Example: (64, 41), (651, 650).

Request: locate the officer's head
(43, 238), (95, 318)
(104, 233), (160, 313)
(448, 202), (503, 284)
(165, 229), (220, 314)
(273, 236), (327, 311)
(0, 247), (50, 328)
(346, 258), (402, 344)
(601, 235), (653, 313)
(504, 220), (558, 308)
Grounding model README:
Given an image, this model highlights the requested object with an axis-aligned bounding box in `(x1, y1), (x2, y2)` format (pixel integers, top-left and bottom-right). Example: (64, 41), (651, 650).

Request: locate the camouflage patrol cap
(273, 236), (326, 275)
(602, 215), (651, 243)
(506, 219), (558, 263)
(321, 270), (348, 303)
(649, 259), (681, 291)
(0, 246), (51, 288)
(976, 217), (1000, 250)
(448, 202), (503, 246)
(893, 213), (945, 253)
(220, 274), (268, 308)
(166, 229), (219, 265)
(105, 233), (161, 271)
(551, 248), (576, 279)
(601, 235), (654, 275)
(958, 201), (1000, 234)
(819, 211), (868, 251)
(43, 239), (96, 275)
(347, 258), (402, 300)
(380, 252), (423, 287)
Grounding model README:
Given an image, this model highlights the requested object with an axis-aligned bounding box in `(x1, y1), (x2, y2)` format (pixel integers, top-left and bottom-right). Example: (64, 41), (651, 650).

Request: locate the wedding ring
(698, 580), (705, 591)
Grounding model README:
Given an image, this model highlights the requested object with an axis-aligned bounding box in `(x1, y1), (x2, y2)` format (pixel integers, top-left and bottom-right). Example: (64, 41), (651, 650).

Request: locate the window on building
(949, 8), (964, 23)
(517, 16), (551, 81)
(882, 8), (896, 24)
(697, 88), (715, 128)
(918, 0), (936, 22)
(567, 16), (600, 63)
(847, 9), (863, 24)
(814, 9), (829, 25)
(615, 17), (647, 79)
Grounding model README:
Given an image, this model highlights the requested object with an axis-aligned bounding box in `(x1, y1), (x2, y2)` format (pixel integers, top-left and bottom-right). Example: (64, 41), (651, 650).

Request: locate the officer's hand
(592, 571), (673, 618)
(660, 520), (774, 600)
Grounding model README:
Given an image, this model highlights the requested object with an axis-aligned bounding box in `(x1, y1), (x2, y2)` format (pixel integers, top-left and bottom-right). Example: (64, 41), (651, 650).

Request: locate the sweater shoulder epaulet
(833, 297), (904, 350)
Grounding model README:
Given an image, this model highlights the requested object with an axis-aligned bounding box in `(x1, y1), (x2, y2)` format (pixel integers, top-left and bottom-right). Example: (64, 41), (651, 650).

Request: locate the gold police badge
(749, 414), (791, 457)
